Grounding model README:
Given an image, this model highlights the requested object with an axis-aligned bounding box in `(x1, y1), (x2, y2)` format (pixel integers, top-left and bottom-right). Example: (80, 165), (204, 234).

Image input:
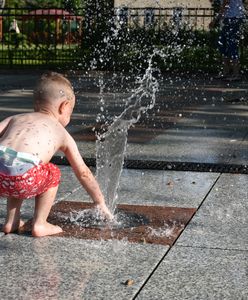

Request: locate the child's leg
(3, 197), (25, 234)
(32, 185), (63, 237)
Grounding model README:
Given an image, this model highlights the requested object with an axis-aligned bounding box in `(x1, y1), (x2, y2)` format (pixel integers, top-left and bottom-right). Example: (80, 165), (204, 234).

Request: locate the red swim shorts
(0, 163), (61, 199)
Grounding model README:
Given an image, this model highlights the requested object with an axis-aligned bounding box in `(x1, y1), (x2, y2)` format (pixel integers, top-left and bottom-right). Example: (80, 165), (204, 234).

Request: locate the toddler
(0, 72), (112, 237)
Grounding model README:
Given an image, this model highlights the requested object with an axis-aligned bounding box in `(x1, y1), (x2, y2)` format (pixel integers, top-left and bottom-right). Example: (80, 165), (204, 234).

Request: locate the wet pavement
(0, 71), (247, 299)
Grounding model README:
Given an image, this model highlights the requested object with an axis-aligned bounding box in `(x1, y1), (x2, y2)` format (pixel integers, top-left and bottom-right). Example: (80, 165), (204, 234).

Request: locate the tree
(210, 0), (221, 14)
(84, 0), (114, 47)
(5, 0), (63, 8)
(0, 0), (5, 8)
(5, 0), (85, 11)
(5, 0), (26, 7)
(25, 0), (62, 8)
(63, 0), (85, 12)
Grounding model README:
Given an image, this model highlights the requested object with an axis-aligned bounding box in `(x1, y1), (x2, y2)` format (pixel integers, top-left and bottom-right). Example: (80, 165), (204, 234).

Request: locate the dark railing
(0, 7), (85, 66)
(0, 7), (246, 68)
(115, 7), (214, 31)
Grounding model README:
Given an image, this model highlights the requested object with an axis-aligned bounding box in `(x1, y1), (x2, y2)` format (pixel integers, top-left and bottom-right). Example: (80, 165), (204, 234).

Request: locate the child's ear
(58, 100), (69, 114)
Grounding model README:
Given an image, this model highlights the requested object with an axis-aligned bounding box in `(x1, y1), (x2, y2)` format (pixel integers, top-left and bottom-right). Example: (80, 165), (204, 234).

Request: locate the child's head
(34, 72), (75, 126)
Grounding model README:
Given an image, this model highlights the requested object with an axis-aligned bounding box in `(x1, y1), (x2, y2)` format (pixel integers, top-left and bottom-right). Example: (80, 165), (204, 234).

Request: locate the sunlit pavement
(0, 72), (247, 299)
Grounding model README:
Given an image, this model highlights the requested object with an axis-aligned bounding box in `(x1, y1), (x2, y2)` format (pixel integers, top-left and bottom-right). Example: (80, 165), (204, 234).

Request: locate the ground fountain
(44, 46), (196, 246)
(44, 7), (196, 244)
(95, 53), (159, 214)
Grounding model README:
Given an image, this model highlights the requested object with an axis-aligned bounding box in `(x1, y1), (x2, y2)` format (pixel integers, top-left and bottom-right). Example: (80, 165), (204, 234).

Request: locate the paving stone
(0, 74), (40, 90)
(125, 127), (247, 164)
(118, 169), (219, 207)
(67, 169), (219, 209)
(0, 85), (247, 166)
(73, 125), (247, 165)
(229, 134), (248, 165)
(177, 173), (248, 250)
(136, 246), (248, 300)
(0, 202), (6, 231)
(0, 198), (34, 225)
(57, 166), (81, 200)
(0, 234), (168, 300)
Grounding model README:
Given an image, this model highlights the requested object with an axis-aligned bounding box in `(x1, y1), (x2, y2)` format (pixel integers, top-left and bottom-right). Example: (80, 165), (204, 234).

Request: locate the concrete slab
(119, 169), (219, 207)
(136, 246), (248, 300)
(177, 173), (248, 251)
(69, 169), (219, 208)
(0, 198), (35, 229)
(229, 134), (248, 165)
(0, 202), (6, 231)
(0, 234), (168, 300)
(57, 165), (81, 200)
(73, 102), (248, 164)
(0, 73), (40, 90)
(125, 126), (247, 164)
(0, 84), (247, 166)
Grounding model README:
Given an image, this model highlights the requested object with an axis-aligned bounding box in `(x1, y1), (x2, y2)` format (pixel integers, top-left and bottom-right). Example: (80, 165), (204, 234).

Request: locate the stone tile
(0, 198), (34, 227)
(60, 102), (248, 165)
(118, 169), (219, 207)
(177, 174), (248, 250)
(125, 127), (246, 164)
(229, 134), (248, 165)
(136, 246), (248, 300)
(0, 74), (40, 90)
(66, 169), (219, 208)
(0, 202), (6, 231)
(57, 166), (81, 200)
(69, 141), (96, 158)
(0, 234), (168, 300)
(72, 126), (247, 165)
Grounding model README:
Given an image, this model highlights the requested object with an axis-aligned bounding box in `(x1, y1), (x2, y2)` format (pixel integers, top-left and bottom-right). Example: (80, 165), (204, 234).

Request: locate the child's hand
(96, 203), (114, 221)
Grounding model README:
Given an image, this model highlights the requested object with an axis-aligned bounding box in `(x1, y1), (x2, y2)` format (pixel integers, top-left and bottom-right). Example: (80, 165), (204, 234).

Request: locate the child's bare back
(0, 72), (112, 237)
(0, 112), (66, 163)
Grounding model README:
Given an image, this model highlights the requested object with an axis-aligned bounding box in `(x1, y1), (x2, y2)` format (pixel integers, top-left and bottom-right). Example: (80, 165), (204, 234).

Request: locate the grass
(0, 43), (248, 72)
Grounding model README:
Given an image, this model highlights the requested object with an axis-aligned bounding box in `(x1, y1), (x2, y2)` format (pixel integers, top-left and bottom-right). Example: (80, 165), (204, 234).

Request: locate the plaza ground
(0, 70), (247, 299)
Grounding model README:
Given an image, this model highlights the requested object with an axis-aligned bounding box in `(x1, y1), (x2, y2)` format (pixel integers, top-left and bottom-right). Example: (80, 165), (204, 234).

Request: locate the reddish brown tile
(30, 201), (196, 246)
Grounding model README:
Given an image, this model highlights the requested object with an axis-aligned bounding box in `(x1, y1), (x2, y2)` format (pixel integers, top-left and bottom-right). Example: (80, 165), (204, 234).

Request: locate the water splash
(147, 221), (184, 238)
(56, 208), (148, 230)
(84, 17), (186, 215)
(96, 51), (160, 213)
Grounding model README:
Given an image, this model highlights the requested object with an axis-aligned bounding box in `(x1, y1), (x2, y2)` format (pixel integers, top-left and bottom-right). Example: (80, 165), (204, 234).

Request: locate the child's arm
(0, 116), (12, 137)
(61, 131), (113, 219)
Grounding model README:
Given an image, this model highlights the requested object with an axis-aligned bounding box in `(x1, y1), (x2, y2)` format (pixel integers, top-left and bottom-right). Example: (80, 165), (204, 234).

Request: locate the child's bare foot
(32, 222), (63, 237)
(3, 219), (25, 234)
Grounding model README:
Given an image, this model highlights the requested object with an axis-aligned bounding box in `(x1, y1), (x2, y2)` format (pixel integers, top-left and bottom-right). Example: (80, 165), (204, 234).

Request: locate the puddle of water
(55, 208), (150, 230)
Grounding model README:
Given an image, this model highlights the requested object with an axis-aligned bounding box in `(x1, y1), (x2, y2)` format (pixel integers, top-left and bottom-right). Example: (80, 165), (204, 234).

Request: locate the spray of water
(96, 51), (160, 213)
(76, 15), (187, 224)
(147, 221), (183, 239)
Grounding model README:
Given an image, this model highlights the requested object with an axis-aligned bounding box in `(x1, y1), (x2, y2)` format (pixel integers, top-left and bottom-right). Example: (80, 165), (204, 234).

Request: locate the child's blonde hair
(34, 72), (74, 104)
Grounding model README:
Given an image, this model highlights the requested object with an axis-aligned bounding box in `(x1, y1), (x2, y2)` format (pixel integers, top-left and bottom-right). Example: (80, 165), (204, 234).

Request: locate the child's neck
(36, 109), (59, 121)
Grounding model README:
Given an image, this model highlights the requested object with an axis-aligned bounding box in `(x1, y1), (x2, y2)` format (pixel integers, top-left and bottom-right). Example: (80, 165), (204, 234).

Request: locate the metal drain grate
(52, 156), (248, 174)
